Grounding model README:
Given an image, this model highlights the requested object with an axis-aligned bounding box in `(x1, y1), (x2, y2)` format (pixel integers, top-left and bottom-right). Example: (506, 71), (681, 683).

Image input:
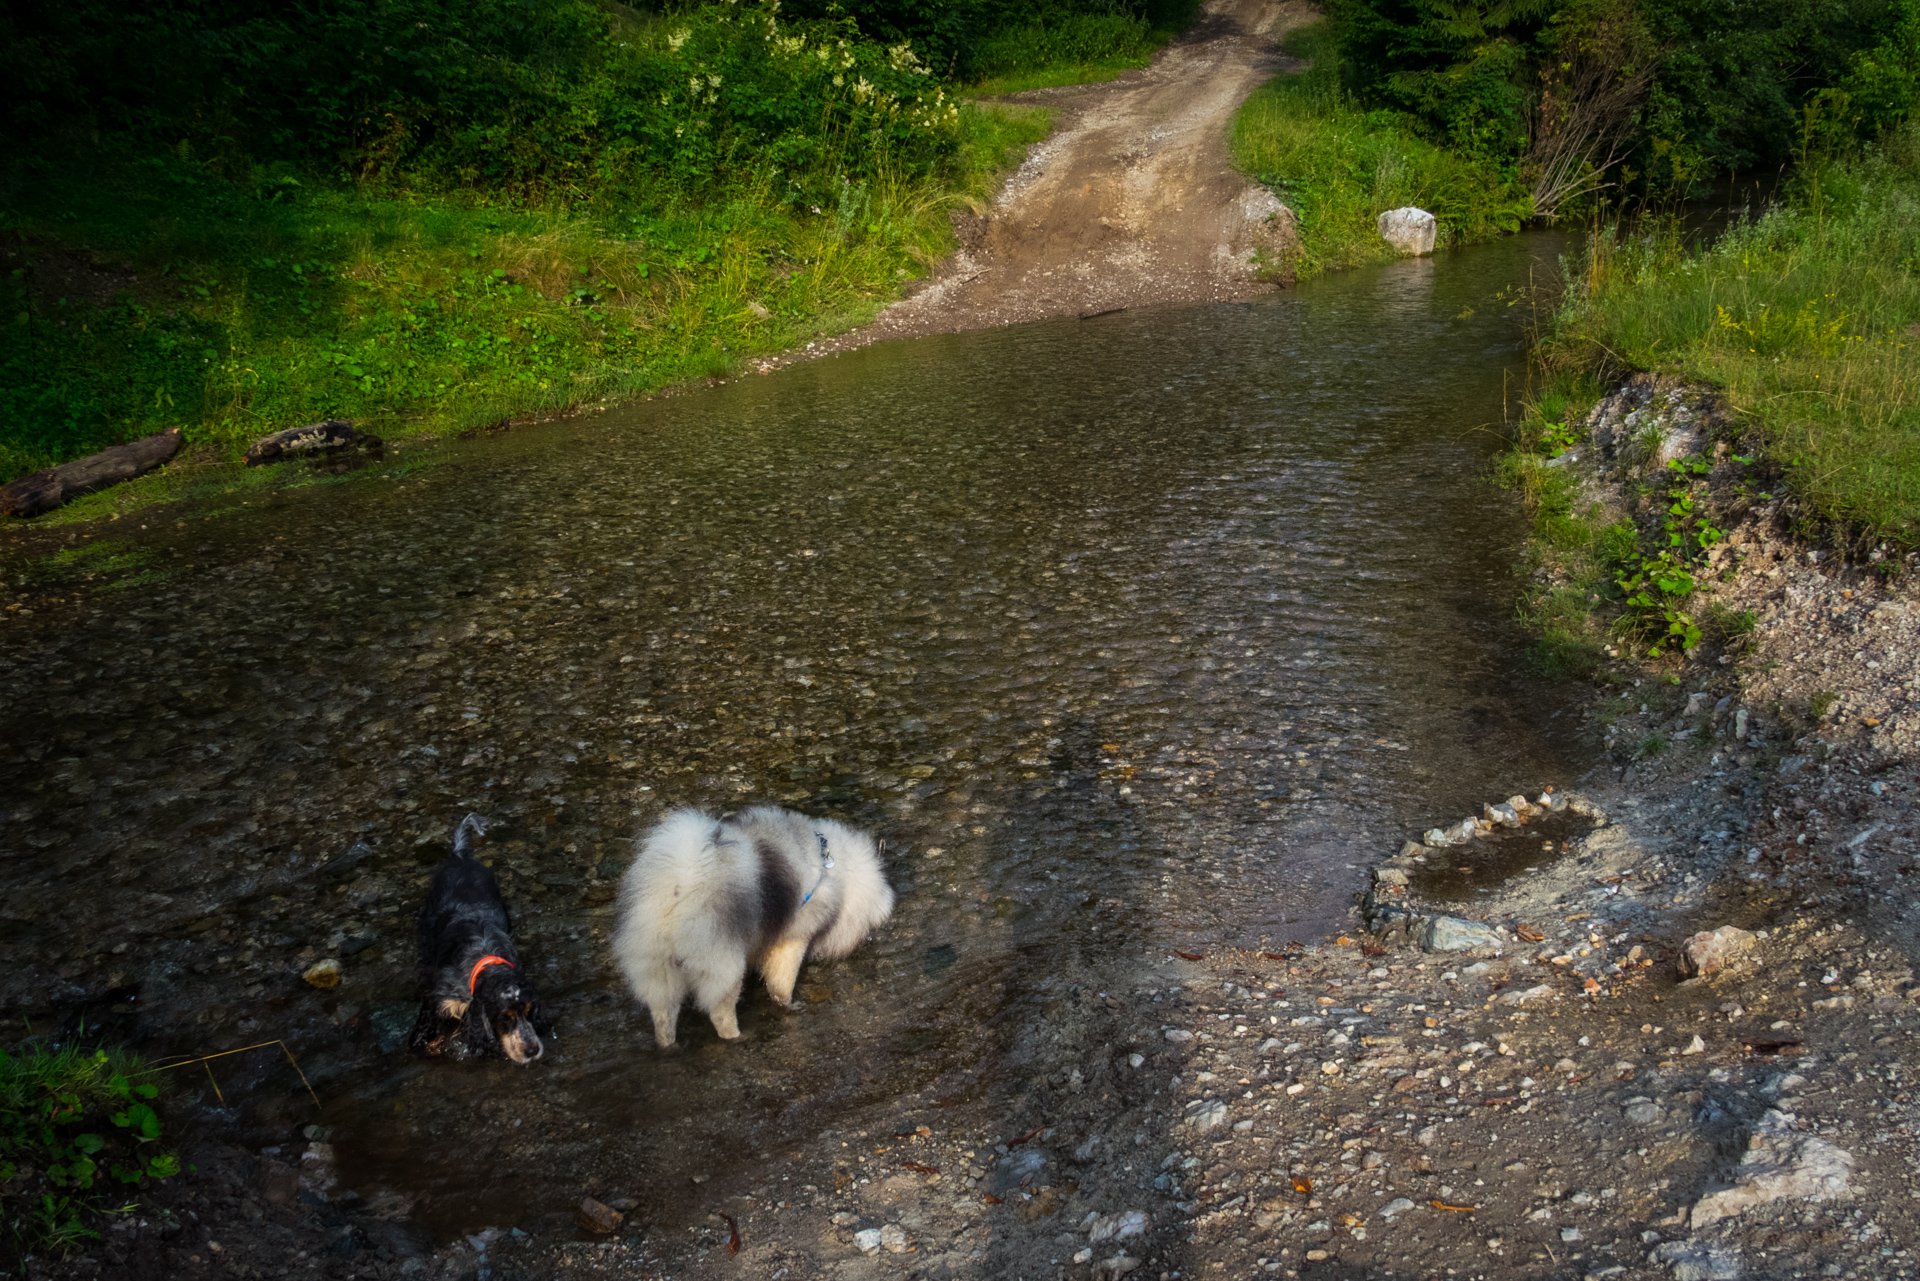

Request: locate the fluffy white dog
(611, 806), (895, 1048)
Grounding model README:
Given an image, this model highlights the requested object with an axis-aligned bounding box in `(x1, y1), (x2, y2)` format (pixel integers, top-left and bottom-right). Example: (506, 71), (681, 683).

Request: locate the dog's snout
(501, 1017), (544, 1065)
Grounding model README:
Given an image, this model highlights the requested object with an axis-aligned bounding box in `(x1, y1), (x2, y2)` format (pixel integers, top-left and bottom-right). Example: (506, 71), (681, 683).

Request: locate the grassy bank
(0, 103), (1045, 495)
(1540, 139), (1920, 543)
(1495, 125), (1920, 672)
(1230, 23), (1532, 278)
(1, 1044), (179, 1260)
(1, 0), (1088, 521)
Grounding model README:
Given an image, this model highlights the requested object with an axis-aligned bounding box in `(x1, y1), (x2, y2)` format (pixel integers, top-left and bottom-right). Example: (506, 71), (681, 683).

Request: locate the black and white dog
(408, 813), (552, 1064)
(611, 806), (894, 1048)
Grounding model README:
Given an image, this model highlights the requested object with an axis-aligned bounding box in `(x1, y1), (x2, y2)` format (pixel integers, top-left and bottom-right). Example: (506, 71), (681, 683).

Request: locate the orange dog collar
(468, 955), (514, 994)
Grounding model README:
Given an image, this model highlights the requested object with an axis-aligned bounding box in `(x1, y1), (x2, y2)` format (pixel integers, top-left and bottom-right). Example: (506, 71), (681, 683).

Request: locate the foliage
(1613, 456), (1729, 656)
(779, 0), (1199, 81)
(966, 11), (1166, 94)
(1320, 0), (1909, 200)
(0, 0), (1086, 485)
(1321, 0), (1556, 158)
(2, 0), (968, 207)
(1231, 23), (1532, 277)
(1, 1046), (179, 1259)
(1539, 120), (1920, 544)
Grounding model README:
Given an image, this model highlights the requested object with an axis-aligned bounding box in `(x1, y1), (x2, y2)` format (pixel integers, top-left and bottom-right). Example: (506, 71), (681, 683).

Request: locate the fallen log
(1, 427), (185, 519)
(244, 420), (383, 471)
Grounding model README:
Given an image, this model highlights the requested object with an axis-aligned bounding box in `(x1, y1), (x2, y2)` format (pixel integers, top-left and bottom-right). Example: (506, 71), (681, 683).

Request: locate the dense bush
(0, 0), (962, 205)
(778, 0), (1197, 80)
(1320, 0), (1920, 193)
(0, 0), (1075, 484)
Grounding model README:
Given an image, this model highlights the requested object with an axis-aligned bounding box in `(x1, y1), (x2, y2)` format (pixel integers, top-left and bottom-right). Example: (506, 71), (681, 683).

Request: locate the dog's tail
(453, 812), (488, 860)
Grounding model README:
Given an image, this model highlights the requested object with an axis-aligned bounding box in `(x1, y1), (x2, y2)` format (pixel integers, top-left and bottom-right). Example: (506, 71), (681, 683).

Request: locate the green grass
(1229, 23), (1533, 279)
(1539, 126), (1920, 545)
(0, 102), (1049, 517)
(1, 1045), (179, 1260)
(966, 6), (1195, 96)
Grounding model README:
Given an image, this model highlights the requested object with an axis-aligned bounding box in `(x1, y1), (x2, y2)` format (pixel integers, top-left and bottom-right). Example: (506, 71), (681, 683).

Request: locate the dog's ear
(407, 1001), (454, 1056)
(452, 1002), (499, 1061)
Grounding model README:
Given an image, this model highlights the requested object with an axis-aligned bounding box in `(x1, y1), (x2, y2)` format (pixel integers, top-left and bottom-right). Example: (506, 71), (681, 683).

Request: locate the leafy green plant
(1, 1046), (180, 1259)
(1810, 689), (1840, 719)
(1614, 456), (1729, 657)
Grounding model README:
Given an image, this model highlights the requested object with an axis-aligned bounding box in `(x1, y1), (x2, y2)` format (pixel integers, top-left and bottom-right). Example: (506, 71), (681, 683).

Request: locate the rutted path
(765, 0), (1311, 368)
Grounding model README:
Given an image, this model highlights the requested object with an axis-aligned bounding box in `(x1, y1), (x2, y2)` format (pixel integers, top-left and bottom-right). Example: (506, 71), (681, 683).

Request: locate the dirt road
(767, 0), (1310, 368)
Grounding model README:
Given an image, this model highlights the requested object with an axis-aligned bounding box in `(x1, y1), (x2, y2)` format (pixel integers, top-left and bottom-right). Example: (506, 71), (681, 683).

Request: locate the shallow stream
(0, 230), (1590, 1239)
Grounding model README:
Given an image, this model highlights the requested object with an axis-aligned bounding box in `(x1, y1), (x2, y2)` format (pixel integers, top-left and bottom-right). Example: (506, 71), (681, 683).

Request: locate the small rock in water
(1423, 827), (1455, 848)
(854, 1228), (883, 1254)
(244, 419), (384, 471)
(302, 958), (343, 989)
(1682, 1034), (1707, 1055)
(576, 1198), (623, 1234)
(1164, 1028), (1195, 1043)
(1678, 926), (1756, 977)
(1376, 206), (1437, 255)
(368, 1003), (414, 1054)
(1378, 1197), (1415, 1220)
(1127, 1052), (1145, 1068)
(1073, 1247), (1094, 1264)
(1095, 1255), (1142, 1280)
(1183, 1099), (1229, 1131)
(879, 1223), (909, 1253)
(1483, 802), (1522, 827)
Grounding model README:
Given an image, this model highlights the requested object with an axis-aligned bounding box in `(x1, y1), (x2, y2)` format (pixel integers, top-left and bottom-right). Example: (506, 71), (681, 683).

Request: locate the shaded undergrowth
(1, 1045), (180, 1262)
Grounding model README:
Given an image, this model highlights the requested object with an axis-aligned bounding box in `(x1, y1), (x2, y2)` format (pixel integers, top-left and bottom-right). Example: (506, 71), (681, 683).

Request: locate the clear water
(0, 230), (1589, 1238)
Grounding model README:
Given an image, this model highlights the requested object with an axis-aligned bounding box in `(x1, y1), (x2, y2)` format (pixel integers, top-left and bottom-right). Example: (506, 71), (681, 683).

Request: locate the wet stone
(576, 1197), (622, 1234)
(1420, 915), (1503, 954)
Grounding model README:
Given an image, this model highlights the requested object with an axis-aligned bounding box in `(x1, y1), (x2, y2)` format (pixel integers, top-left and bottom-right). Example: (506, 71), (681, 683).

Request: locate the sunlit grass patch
(1540, 132), (1920, 543)
(1229, 23), (1532, 279)
(965, 7), (1192, 96)
(0, 98), (1050, 521)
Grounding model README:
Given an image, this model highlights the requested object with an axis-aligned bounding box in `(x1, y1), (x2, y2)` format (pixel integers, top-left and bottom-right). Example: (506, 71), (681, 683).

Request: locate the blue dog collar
(800, 831), (834, 905)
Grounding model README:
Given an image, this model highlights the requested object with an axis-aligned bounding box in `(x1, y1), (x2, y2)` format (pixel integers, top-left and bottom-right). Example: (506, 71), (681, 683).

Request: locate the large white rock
(1377, 207), (1437, 255)
(1690, 1109), (1855, 1228)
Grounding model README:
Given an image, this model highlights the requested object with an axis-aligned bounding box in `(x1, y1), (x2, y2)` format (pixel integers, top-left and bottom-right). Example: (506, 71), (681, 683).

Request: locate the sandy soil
(756, 0), (1311, 372)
